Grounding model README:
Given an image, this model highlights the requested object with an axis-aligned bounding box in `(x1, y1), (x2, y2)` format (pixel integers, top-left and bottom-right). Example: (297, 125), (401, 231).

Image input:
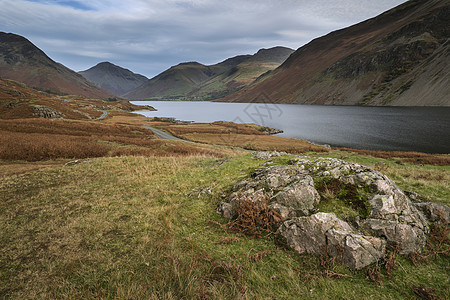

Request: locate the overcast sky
(1, 0), (407, 78)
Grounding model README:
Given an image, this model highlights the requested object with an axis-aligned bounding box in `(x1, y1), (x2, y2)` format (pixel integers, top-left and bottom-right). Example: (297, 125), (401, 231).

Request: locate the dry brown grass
(0, 118), (234, 162)
(0, 130), (111, 161)
(156, 122), (266, 136)
(180, 133), (327, 153)
(337, 147), (450, 166)
(0, 160), (66, 177)
(0, 118), (151, 137)
(109, 143), (229, 158)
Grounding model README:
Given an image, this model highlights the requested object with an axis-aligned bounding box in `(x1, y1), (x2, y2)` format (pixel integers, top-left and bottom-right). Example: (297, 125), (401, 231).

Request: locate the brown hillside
(0, 32), (113, 98)
(221, 0), (449, 106)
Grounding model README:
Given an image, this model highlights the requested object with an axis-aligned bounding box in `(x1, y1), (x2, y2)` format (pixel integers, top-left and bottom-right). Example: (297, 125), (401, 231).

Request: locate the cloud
(0, 0), (407, 77)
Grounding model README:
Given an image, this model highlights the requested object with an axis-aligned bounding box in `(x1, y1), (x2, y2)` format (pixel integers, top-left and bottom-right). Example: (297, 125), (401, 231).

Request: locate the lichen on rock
(217, 153), (447, 269)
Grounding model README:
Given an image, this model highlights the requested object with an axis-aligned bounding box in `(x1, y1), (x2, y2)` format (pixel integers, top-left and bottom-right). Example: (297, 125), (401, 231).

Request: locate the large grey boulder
(217, 154), (445, 269)
(278, 213), (386, 269)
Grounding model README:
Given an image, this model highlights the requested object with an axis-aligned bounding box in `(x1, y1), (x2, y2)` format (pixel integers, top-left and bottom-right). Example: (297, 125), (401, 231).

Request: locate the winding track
(93, 110), (108, 121)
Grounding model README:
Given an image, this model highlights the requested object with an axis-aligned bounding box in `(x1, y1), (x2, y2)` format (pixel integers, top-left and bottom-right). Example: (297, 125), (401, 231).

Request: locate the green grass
(1, 153), (449, 299)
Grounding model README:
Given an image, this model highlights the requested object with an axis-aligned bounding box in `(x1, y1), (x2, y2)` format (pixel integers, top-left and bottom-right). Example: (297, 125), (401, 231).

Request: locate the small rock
(414, 202), (450, 225)
(271, 175), (320, 217)
(217, 202), (234, 219)
(361, 219), (427, 254)
(33, 105), (64, 118)
(253, 151), (287, 160)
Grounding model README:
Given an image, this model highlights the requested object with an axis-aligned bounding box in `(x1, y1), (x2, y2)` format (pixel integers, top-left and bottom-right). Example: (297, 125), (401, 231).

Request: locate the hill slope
(221, 0), (450, 106)
(0, 32), (113, 98)
(125, 47), (294, 100)
(79, 62), (148, 96)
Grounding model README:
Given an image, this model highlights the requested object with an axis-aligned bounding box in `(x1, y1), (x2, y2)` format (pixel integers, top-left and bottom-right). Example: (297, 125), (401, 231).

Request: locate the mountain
(0, 32), (113, 98)
(125, 46), (294, 100)
(79, 62), (148, 96)
(221, 0), (450, 106)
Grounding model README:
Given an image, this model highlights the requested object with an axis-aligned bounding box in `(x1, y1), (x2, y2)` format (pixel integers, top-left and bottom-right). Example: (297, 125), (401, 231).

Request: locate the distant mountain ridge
(79, 62), (148, 96)
(0, 32), (113, 98)
(125, 46), (294, 100)
(221, 0), (450, 106)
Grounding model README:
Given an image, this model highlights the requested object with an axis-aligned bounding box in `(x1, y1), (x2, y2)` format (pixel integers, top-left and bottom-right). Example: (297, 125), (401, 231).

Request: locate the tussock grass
(1, 154), (448, 299)
(337, 147), (450, 166)
(151, 121), (327, 153)
(0, 130), (111, 161)
(180, 133), (327, 153)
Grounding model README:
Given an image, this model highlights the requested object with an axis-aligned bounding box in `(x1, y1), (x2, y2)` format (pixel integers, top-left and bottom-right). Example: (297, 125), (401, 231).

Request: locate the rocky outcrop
(217, 154), (447, 269)
(32, 105), (64, 118)
(414, 202), (450, 224)
(278, 213), (386, 270)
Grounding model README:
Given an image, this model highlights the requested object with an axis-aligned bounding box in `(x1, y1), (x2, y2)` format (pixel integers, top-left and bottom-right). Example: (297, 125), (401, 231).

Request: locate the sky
(0, 0), (407, 78)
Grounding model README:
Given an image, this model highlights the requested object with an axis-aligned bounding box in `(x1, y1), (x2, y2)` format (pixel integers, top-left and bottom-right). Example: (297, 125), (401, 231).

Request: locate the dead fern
(226, 193), (282, 237)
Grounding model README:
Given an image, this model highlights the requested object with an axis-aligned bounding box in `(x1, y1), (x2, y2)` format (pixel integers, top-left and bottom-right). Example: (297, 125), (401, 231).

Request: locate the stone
(253, 151), (287, 160)
(277, 213), (385, 269)
(217, 202), (234, 219)
(326, 229), (386, 270)
(414, 202), (450, 224)
(32, 105), (64, 118)
(217, 156), (441, 269)
(225, 189), (269, 219)
(277, 213), (353, 254)
(361, 219), (427, 254)
(271, 176), (320, 217)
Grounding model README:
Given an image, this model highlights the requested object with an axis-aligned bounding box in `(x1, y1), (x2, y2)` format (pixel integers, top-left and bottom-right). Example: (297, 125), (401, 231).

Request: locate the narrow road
(143, 125), (184, 141)
(93, 110), (108, 121)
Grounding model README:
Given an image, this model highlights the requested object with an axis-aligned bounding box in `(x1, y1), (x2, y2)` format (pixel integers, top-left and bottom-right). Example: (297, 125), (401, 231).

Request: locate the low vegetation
(0, 154), (448, 299)
(0, 118), (234, 161)
(152, 121), (327, 153)
(0, 91), (448, 298)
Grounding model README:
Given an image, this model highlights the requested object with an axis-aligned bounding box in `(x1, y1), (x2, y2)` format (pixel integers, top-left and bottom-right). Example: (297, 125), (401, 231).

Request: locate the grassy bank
(1, 153), (448, 299)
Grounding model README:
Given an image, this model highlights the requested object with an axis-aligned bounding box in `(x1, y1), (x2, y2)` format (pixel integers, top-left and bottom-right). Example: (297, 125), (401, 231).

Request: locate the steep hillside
(221, 0), (450, 106)
(0, 78), (142, 120)
(0, 32), (113, 98)
(125, 47), (294, 100)
(125, 62), (214, 100)
(79, 62), (148, 96)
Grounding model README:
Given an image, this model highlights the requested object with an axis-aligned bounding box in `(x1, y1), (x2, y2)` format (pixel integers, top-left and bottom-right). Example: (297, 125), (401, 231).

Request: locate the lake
(131, 101), (450, 154)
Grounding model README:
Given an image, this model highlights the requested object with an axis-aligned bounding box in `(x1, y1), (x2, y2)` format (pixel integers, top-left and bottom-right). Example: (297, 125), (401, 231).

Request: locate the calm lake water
(132, 101), (450, 154)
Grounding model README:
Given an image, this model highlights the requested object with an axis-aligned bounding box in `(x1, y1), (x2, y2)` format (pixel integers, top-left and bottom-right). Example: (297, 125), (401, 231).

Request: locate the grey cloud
(0, 0), (407, 77)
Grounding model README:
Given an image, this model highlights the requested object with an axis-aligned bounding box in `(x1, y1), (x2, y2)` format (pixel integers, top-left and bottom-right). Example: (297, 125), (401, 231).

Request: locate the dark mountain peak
(250, 46), (295, 64)
(79, 61), (148, 96)
(256, 46), (294, 54)
(175, 61), (205, 68)
(0, 32), (29, 43)
(0, 32), (112, 98)
(0, 31), (53, 66)
(126, 46), (294, 100)
(94, 61), (117, 69)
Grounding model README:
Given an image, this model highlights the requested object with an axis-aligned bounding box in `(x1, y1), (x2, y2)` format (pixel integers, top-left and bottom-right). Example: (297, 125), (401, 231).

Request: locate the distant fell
(79, 62), (148, 96)
(125, 46), (294, 100)
(221, 0), (450, 106)
(0, 32), (113, 98)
